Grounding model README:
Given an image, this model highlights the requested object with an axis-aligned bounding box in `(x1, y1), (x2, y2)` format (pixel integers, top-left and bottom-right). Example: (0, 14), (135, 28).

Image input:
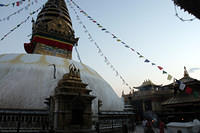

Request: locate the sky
(0, 0), (200, 96)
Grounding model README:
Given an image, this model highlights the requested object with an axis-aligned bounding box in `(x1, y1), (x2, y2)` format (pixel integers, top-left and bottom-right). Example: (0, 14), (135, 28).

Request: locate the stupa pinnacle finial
(24, 0), (79, 59)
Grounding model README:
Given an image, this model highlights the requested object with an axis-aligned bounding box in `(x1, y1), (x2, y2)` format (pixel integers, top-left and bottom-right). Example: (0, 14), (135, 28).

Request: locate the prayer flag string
(74, 44), (82, 63)
(69, 0), (175, 82)
(68, 0), (197, 95)
(0, 0), (38, 22)
(0, 6), (42, 41)
(0, 0), (36, 7)
(67, 0), (132, 90)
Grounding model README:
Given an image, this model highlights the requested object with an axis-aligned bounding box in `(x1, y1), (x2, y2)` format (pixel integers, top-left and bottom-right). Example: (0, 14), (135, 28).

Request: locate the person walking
(159, 120), (165, 133)
(146, 120), (154, 133)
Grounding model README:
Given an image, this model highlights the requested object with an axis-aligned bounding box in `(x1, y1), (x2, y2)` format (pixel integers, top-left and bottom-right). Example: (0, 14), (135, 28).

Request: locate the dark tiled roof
(173, 0), (200, 19)
(179, 76), (197, 83)
(163, 76), (200, 88)
(162, 94), (200, 106)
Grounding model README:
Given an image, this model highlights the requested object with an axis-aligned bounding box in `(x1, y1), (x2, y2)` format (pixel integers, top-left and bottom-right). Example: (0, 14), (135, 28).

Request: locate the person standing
(142, 119), (148, 133)
(159, 120), (165, 133)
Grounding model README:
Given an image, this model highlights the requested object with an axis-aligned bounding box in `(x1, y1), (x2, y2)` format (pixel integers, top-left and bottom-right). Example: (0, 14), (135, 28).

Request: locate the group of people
(142, 119), (165, 133)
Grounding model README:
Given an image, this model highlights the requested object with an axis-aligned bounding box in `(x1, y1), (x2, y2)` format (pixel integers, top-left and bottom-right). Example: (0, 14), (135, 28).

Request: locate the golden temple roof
(135, 79), (161, 89)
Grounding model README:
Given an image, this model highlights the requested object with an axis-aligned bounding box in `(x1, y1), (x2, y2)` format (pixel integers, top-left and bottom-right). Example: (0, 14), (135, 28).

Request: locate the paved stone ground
(131, 124), (168, 133)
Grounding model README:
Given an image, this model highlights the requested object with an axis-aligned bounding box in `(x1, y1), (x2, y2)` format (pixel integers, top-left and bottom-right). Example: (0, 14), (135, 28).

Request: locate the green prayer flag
(139, 55), (144, 58)
(193, 91), (199, 98)
(163, 71), (167, 74)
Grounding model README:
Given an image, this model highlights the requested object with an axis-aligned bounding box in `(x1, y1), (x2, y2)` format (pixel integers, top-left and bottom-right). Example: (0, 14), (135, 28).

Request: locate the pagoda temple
(123, 80), (173, 121)
(162, 67), (200, 122)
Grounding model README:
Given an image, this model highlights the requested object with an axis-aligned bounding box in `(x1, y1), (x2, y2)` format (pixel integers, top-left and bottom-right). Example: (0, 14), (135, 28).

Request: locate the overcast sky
(0, 0), (200, 96)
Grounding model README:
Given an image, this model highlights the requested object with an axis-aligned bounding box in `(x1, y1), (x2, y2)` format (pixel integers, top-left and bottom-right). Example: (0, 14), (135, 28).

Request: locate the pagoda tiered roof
(134, 79), (161, 91)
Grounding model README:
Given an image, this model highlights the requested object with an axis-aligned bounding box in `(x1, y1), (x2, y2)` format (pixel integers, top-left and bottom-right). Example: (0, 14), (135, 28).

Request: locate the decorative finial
(122, 90), (124, 96)
(184, 66), (189, 77)
(69, 63), (80, 78)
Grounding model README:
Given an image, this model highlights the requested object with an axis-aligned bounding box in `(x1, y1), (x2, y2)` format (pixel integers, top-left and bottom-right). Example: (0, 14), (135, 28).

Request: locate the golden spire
(25, 0), (78, 59)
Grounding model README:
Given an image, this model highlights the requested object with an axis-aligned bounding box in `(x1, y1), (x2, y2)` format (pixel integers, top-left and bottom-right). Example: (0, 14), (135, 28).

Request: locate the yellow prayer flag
(167, 74), (172, 81)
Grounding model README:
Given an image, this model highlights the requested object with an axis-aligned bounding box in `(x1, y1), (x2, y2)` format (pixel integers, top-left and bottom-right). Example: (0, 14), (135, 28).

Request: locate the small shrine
(50, 64), (95, 131)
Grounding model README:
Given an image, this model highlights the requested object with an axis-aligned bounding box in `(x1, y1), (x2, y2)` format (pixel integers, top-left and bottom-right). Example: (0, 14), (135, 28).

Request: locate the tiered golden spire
(34, 0), (74, 38)
(25, 0), (78, 59)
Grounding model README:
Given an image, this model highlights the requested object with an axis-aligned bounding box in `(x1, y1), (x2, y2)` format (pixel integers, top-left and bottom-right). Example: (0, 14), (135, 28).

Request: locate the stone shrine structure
(52, 64), (95, 130)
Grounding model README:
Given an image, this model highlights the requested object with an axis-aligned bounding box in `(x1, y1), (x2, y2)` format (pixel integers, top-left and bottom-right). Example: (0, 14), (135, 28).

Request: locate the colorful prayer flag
(125, 45), (129, 48)
(144, 59), (150, 63)
(157, 66), (163, 70)
(163, 71), (167, 74)
(16, 2), (20, 6)
(179, 82), (186, 91)
(193, 91), (199, 98)
(136, 52), (141, 55)
(139, 55), (144, 58)
(185, 87), (192, 94)
(167, 74), (172, 81)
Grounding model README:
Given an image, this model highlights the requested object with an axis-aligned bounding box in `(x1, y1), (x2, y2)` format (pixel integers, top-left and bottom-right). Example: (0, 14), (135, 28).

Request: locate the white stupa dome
(0, 53), (123, 113)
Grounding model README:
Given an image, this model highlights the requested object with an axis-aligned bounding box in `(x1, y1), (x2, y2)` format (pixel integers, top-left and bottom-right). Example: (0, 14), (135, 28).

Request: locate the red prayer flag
(158, 66), (163, 70)
(185, 87), (192, 94)
(16, 2), (20, 6)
